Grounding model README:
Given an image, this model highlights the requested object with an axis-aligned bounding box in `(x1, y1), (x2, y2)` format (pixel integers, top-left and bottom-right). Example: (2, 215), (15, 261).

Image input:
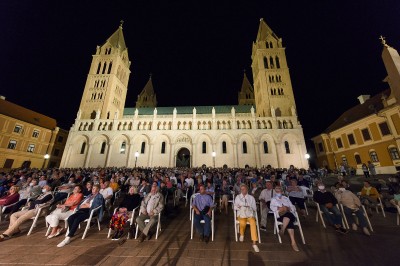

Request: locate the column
(84, 144), (93, 168)
(105, 143), (114, 167)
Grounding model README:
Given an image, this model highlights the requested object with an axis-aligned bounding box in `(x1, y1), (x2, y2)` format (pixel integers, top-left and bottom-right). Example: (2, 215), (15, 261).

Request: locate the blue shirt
(193, 193), (214, 212)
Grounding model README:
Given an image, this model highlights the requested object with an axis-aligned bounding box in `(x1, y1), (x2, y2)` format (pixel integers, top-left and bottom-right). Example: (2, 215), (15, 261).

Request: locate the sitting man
(313, 182), (347, 234)
(0, 185), (53, 241)
(335, 184), (370, 236)
(192, 184), (215, 243)
(234, 184), (259, 253)
(11, 178), (41, 213)
(100, 181), (114, 212)
(360, 181), (379, 215)
(51, 177), (76, 206)
(259, 181), (275, 231)
(56, 184), (104, 247)
(136, 182), (164, 242)
(286, 179), (307, 217)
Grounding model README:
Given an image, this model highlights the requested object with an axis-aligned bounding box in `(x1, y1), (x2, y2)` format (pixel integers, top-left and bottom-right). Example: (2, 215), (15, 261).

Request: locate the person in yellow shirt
(360, 181), (379, 215)
(109, 178), (120, 193)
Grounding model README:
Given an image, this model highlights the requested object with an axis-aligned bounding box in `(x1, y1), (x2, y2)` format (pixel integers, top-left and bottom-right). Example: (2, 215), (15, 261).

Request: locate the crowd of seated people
(4, 164), (386, 253)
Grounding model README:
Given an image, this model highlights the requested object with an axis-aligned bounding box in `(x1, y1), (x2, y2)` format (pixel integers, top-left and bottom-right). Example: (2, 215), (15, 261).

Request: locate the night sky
(1, 1), (399, 163)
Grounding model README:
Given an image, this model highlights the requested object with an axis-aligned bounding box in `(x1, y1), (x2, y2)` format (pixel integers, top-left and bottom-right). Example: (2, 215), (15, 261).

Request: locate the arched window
(389, 147), (400, 160)
(102, 62), (107, 74)
(80, 142), (86, 154)
(242, 141), (248, 154)
(269, 42), (273, 48)
(263, 141), (269, 153)
(120, 142), (126, 154)
(266, 42), (269, 48)
(202, 141), (207, 154)
(100, 142), (106, 154)
(107, 62), (112, 74)
(284, 141), (290, 154)
(263, 57), (269, 69)
(222, 141), (227, 154)
(354, 154), (362, 164)
(96, 62), (101, 74)
(275, 56), (280, 68)
(141, 142), (146, 154)
(269, 56), (274, 68)
(161, 142), (166, 154)
(369, 151), (379, 162)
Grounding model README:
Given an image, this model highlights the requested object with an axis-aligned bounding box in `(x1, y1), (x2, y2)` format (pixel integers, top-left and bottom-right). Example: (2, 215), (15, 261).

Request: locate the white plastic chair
(315, 202), (345, 229)
(27, 206), (50, 236)
(189, 193), (199, 220)
(273, 209), (305, 244)
(135, 211), (162, 240)
(0, 202), (18, 222)
(45, 208), (77, 236)
(233, 209), (261, 243)
(81, 205), (102, 239)
(375, 196), (386, 217)
(107, 206), (139, 239)
(396, 205), (400, 226)
(190, 208), (214, 241)
(339, 203), (373, 232)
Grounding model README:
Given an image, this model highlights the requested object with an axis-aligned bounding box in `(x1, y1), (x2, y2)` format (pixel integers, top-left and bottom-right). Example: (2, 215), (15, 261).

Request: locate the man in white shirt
(259, 181), (274, 231)
(234, 184), (259, 253)
(99, 181), (113, 212)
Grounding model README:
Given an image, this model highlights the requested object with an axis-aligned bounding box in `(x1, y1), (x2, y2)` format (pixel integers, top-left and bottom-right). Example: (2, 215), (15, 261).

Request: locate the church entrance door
(176, 148), (190, 167)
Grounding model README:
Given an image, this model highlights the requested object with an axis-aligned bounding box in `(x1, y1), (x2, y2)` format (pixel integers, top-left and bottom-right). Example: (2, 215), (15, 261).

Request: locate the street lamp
(212, 151), (216, 168)
(42, 154), (50, 169)
(305, 153), (310, 169)
(134, 151), (139, 168)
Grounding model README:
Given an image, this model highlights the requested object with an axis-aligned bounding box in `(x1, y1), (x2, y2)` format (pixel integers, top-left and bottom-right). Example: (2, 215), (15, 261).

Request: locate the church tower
(135, 75), (157, 108)
(77, 22), (131, 120)
(251, 18), (297, 118)
(238, 71), (255, 106)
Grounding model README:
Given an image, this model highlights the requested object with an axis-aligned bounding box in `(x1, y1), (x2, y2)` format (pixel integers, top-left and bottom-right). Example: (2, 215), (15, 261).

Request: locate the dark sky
(0, 1), (399, 161)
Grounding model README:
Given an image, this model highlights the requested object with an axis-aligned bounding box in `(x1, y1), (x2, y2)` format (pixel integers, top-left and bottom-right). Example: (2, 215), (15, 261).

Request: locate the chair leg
(82, 219), (91, 239)
(135, 223), (139, 239)
(27, 215), (40, 236)
(362, 205), (373, 232)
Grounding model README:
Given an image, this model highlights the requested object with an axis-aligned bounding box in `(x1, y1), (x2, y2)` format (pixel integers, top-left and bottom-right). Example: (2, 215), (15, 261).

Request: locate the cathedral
(60, 19), (308, 169)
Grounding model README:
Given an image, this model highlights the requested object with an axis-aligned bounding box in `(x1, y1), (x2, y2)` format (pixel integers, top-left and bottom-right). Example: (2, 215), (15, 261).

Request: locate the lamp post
(42, 154), (50, 169)
(305, 153), (310, 169)
(134, 151), (139, 168)
(212, 151), (216, 168)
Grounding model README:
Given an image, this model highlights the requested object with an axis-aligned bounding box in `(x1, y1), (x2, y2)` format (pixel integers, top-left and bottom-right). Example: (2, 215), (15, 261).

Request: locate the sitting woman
(220, 179), (232, 214)
(0, 185), (20, 209)
(270, 186), (300, 252)
(109, 186), (142, 240)
(46, 185), (84, 239)
(286, 179), (306, 217)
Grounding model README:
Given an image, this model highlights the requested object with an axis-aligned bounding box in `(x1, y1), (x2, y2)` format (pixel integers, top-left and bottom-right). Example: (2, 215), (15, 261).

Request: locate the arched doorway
(176, 148), (190, 167)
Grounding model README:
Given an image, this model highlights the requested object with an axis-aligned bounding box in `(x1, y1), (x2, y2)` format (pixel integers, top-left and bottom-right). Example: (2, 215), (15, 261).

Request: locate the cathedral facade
(60, 19), (309, 169)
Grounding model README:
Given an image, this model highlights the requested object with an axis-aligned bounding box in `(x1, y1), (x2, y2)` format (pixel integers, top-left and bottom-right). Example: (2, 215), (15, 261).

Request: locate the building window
(7, 140), (17, 149)
(222, 141), (227, 154)
(369, 151), (379, 162)
(379, 122), (391, 136)
(389, 147), (400, 160)
(120, 142), (126, 154)
(318, 142), (324, 152)
(14, 125), (23, 133)
(242, 141), (248, 154)
(53, 149), (60, 156)
(161, 142), (166, 154)
(354, 154), (362, 164)
(141, 142), (145, 154)
(57, 136), (64, 143)
(284, 141), (290, 154)
(27, 144), (35, 153)
(202, 141), (207, 154)
(100, 142), (106, 154)
(263, 141), (269, 153)
(348, 134), (356, 145)
(80, 142), (86, 154)
(336, 138), (343, 148)
(361, 128), (371, 141)
(32, 130), (39, 138)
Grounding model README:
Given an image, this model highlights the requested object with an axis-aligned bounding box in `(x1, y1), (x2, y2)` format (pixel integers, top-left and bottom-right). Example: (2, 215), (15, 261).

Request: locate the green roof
(124, 105), (254, 116)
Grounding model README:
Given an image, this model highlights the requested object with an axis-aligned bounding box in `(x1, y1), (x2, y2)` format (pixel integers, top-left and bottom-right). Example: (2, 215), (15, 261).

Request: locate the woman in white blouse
(270, 186), (300, 252)
(234, 184), (259, 253)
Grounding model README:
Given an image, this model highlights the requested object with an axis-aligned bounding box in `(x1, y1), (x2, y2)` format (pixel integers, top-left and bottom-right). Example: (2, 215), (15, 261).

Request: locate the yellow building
(0, 96), (68, 170)
(312, 39), (400, 174)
